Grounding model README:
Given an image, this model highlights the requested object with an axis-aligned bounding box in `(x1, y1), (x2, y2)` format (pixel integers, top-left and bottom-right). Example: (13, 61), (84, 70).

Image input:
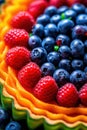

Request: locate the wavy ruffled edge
(0, 83), (87, 130)
(0, 0), (87, 129)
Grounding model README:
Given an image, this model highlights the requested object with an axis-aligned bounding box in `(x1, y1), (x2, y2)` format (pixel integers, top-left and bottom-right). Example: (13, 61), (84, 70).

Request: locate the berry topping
(5, 121), (21, 130)
(31, 47), (47, 65)
(34, 76), (58, 102)
(18, 62), (41, 92)
(58, 19), (74, 34)
(53, 69), (70, 86)
(44, 6), (58, 16)
(56, 83), (79, 107)
(4, 29), (29, 47)
(71, 3), (85, 14)
(4, 2), (87, 107)
(28, 35), (42, 49)
(70, 70), (86, 89)
(79, 84), (87, 106)
(28, 0), (48, 19)
(11, 11), (35, 33)
(6, 47), (31, 70)
(41, 62), (56, 76)
(42, 37), (55, 53)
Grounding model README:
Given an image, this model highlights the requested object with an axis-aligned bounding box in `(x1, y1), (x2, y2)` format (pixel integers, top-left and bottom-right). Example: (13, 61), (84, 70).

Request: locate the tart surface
(0, 0), (87, 130)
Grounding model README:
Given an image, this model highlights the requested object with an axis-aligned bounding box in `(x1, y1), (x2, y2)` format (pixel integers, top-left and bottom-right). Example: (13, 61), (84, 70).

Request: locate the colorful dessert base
(0, 0), (87, 130)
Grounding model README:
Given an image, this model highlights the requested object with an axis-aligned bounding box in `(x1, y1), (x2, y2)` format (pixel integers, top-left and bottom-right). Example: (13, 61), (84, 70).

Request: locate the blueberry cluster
(28, 3), (87, 89)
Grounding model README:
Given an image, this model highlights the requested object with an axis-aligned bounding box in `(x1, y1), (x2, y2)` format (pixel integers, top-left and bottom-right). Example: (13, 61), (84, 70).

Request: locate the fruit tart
(0, 0), (87, 130)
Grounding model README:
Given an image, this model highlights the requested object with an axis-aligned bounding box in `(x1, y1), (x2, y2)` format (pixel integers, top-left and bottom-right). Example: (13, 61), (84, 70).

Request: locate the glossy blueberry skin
(32, 24), (44, 38)
(57, 6), (68, 14)
(64, 9), (77, 20)
(47, 51), (60, 66)
(42, 37), (55, 53)
(71, 59), (84, 70)
(72, 3), (85, 14)
(50, 15), (61, 25)
(59, 45), (71, 58)
(44, 23), (58, 38)
(41, 62), (56, 76)
(84, 67), (87, 73)
(76, 14), (87, 25)
(31, 47), (47, 65)
(70, 70), (86, 89)
(58, 59), (71, 72)
(36, 14), (50, 26)
(28, 35), (42, 49)
(57, 19), (74, 34)
(53, 69), (70, 86)
(72, 25), (87, 39)
(85, 8), (87, 14)
(56, 34), (70, 46)
(44, 6), (57, 16)
(70, 39), (84, 58)
(84, 54), (87, 65)
(0, 108), (10, 129)
(5, 121), (21, 130)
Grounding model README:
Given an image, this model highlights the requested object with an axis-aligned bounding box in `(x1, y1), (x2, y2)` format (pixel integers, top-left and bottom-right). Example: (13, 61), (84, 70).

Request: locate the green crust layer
(0, 83), (87, 130)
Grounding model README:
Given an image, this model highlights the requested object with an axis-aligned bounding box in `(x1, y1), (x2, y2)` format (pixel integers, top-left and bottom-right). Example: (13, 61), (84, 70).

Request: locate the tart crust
(0, 0), (87, 129)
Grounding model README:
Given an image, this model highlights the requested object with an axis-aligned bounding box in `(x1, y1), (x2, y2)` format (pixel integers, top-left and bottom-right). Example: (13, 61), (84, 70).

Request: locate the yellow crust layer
(0, 0), (87, 125)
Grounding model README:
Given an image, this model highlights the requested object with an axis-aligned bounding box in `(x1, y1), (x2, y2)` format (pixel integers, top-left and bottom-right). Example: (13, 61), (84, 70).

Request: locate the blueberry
(56, 34), (70, 46)
(50, 15), (61, 25)
(0, 0), (4, 4)
(57, 6), (68, 14)
(31, 47), (47, 65)
(85, 8), (87, 14)
(72, 3), (85, 14)
(70, 70), (86, 89)
(5, 121), (21, 130)
(64, 9), (77, 20)
(42, 37), (55, 53)
(59, 45), (71, 58)
(84, 67), (87, 73)
(71, 59), (84, 70)
(28, 35), (42, 49)
(44, 23), (58, 38)
(32, 24), (44, 38)
(36, 14), (50, 26)
(44, 6), (57, 16)
(58, 59), (71, 72)
(84, 54), (87, 65)
(0, 107), (10, 129)
(57, 19), (74, 34)
(76, 14), (87, 25)
(53, 69), (70, 86)
(41, 62), (56, 76)
(70, 39), (84, 58)
(72, 25), (87, 39)
(47, 51), (60, 66)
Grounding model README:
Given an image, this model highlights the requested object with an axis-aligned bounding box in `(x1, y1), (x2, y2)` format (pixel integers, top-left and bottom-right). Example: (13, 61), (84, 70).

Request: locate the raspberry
(6, 46), (31, 70)
(4, 29), (29, 47)
(79, 84), (87, 106)
(18, 62), (41, 92)
(56, 83), (79, 107)
(34, 76), (58, 102)
(28, 0), (48, 19)
(11, 11), (35, 33)
(49, 0), (68, 7)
